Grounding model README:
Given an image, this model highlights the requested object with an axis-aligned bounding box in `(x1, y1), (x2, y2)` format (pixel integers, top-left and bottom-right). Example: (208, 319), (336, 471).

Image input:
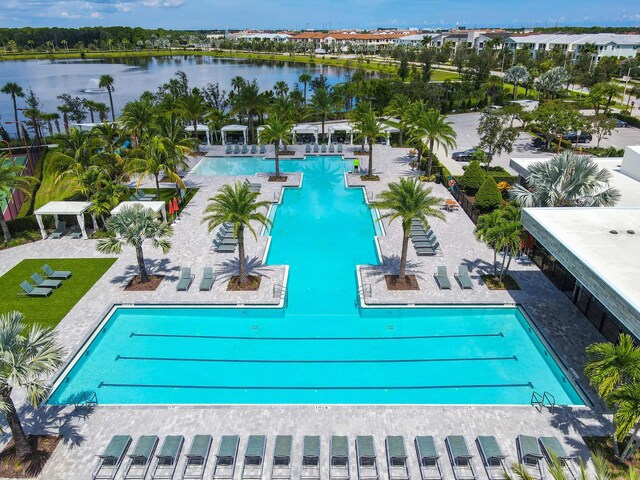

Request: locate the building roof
(522, 207), (640, 338)
(506, 32), (640, 47)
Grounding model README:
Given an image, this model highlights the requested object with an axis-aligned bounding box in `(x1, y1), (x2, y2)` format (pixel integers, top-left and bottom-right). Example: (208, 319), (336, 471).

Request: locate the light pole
(624, 66), (639, 111)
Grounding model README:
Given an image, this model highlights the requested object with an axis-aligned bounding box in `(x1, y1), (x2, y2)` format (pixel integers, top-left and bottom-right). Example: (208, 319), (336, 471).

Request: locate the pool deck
(0, 144), (613, 479)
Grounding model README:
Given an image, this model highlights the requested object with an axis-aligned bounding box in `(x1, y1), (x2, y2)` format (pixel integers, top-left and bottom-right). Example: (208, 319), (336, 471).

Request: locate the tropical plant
(384, 94), (411, 146)
(308, 87), (336, 138)
(202, 182), (272, 285)
(510, 151), (621, 207)
(0, 311), (64, 460)
(259, 115), (294, 180)
(406, 108), (456, 178)
(178, 90), (207, 132)
(97, 204), (173, 283)
(0, 158), (37, 242)
(535, 67), (570, 99)
(503, 65), (529, 99)
(232, 80), (266, 144)
(98, 74), (116, 121)
(298, 72), (312, 104)
(475, 176), (503, 210)
(476, 206), (522, 280)
(1, 82), (25, 140)
(352, 108), (384, 178)
(371, 178), (444, 283)
(610, 382), (640, 460)
(119, 97), (155, 147)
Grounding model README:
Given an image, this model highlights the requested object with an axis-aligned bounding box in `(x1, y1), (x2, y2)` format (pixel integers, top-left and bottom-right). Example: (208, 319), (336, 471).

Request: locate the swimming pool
(48, 156), (584, 406)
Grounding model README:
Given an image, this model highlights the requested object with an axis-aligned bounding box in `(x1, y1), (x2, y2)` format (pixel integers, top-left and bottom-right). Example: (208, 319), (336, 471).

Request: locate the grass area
(34, 155), (77, 209)
(0, 258), (117, 329)
(481, 274), (521, 290)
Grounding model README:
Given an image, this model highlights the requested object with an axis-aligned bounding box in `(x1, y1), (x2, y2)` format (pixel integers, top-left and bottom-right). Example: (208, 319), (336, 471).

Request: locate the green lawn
(0, 258), (117, 329)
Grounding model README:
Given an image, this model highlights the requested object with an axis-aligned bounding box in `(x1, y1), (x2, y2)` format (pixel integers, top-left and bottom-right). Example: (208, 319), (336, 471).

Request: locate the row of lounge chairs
(17, 264), (72, 298)
(47, 220), (83, 239)
(434, 265), (474, 290)
(225, 144), (266, 155)
(93, 433), (577, 480)
(304, 143), (344, 154)
(177, 267), (215, 292)
(130, 190), (157, 202)
(410, 220), (440, 256)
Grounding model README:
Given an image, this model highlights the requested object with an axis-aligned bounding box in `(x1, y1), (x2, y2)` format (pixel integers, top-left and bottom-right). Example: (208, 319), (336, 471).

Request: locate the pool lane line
(129, 332), (504, 341)
(98, 382), (534, 390)
(115, 355), (518, 364)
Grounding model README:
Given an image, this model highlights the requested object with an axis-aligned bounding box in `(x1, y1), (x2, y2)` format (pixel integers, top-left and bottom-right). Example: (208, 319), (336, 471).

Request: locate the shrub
(475, 176), (503, 210)
(459, 160), (486, 194)
(616, 113), (640, 128)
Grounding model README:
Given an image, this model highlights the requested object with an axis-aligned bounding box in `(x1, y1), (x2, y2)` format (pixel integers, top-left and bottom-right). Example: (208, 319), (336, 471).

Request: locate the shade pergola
(221, 124), (248, 145)
(111, 201), (167, 222)
(34, 201), (93, 239)
(292, 124), (319, 144)
(327, 124), (353, 144)
(185, 124), (211, 145)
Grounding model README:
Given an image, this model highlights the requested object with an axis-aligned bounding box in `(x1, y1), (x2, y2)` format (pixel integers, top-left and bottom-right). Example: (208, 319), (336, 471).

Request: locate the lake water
(0, 56), (350, 127)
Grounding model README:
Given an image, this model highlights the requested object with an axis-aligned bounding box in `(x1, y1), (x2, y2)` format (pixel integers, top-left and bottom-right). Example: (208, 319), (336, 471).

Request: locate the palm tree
(97, 204), (173, 284)
(178, 90), (207, 131)
(352, 108), (384, 178)
(83, 99), (97, 123)
(202, 182), (272, 285)
(120, 98), (155, 147)
(308, 87), (336, 139)
(475, 209), (503, 277)
(298, 72), (312, 104)
(232, 81), (266, 144)
(476, 206), (522, 281)
(504, 65), (530, 100)
(0, 311), (63, 460)
(610, 381), (640, 460)
(493, 219), (522, 282)
(406, 108), (456, 178)
(371, 178), (444, 283)
(273, 81), (289, 98)
(93, 102), (110, 122)
(259, 115), (294, 180)
(0, 158), (36, 242)
(231, 76), (246, 94)
(98, 74), (116, 121)
(384, 94), (411, 146)
(510, 151), (621, 207)
(1, 82), (25, 140)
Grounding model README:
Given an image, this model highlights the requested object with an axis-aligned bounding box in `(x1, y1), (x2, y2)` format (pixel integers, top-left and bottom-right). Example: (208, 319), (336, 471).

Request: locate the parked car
(531, 136), (546, 149)
(562, 132), (592, 143)
(615, 119), (628, 128)
(452, 148), (491, 162)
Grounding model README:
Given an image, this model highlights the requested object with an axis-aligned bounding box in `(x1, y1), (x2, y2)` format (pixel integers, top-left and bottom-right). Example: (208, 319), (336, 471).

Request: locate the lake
(0, 56), (350, 129)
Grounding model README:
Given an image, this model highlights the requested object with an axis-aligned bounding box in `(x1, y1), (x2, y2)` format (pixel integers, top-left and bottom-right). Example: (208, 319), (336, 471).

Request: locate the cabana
(111, 201), (168, 222)
(34, 201), (94, 239)
(328, 124), (353, 144)
(292, 124), (319, 144)
(185, 124), (211, 145)
(382, 125), (401, 145)
(221, 124), (248, 145)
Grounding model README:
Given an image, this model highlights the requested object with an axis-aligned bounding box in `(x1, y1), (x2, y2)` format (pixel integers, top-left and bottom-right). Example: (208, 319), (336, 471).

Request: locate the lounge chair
(412, 236), (437, 247)
(259, 144), (266, 154)
(539, 437), (576, 480)
(242, 435), (266, 480)
(70, 229), (83, 239)
(321, 144), (327, 153)
(234, 144), (240, 154)
(305, 143), (311, 154)
(313, 144), (319, 153)
(93, 435), (132, 480)
(330, 436), (350, 480)
(213, 435), (240, 480)
(18, 280), (52, 298)
(386, 436), (409, 480)
(301, 436), (320, 480)
(446, 436), (477, 480)
(199, 267), (215, 291)
(356, 436), (379, 480)
(42, 264), (72, 279)
(132, 190), (156, 201)
(338, 144), (343, 153)
(434, 266), (452, 290)
(31, 272), (62, 289)
(476, 436), (507, 480)
(49, 221), (66, 239)
(244, 178), (261, 192)
(415, 436), (443, 480)
(410, 229), (433, 239)
(271, 435), (292, 480)
(124, 435), (159, 480)
(177, 267), (195, 291)
(182, 435), (212, 480)
(216, 233), (238, 245)
(415, 242), (440, 256)
(329, 143), (335, 153)
(242, 144), (249, 154)
(226, 144), (233, 154)
(516, 435), (544, 480)
(455, 265), (474, 290)
(213, 240), (236, 253)
(251, 144), (258, 154)
(151, 435), (184, 480)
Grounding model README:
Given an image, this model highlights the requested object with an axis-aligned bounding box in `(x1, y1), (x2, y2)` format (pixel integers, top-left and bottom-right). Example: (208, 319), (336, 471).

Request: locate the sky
(1, 0), (640, 30)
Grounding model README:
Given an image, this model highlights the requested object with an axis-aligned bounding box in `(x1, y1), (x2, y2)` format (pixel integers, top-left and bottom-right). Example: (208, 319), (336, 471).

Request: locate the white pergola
(111, 201), (167, 222)
(328, 124), (353, 144)
(185, 124), (211, 145)
(292, 124), (319, 144)
(221, 124), (248, 145)
(34, 201), (94, 239)
(381, 125), (400, 145)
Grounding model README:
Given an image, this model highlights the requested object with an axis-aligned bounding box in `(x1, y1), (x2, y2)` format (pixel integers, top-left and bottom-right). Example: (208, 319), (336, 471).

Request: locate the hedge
(616, 113), (640, 129)
(475, 176), (503, 210)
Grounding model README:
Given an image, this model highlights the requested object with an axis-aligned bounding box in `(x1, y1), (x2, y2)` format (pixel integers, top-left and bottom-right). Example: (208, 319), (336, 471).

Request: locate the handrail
(531, 390), (556, 412)
(542, 391), (556, 413)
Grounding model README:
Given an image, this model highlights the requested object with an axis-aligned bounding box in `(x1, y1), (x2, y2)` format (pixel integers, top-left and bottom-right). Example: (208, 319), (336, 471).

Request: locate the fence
(2, 145), (42, 221)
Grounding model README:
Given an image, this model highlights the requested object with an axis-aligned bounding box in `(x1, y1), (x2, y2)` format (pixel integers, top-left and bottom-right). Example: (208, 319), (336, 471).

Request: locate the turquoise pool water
(48, 156), (584, 405)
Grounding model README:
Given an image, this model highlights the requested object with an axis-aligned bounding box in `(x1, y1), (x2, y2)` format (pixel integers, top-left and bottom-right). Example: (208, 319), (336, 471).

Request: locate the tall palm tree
(384, 93), (411, 146)
(371, 178), (444, 283)
(231, 76), (246, 94)
(0, 158), (36, 242)
(308, 87), (335, 139)
(493, 219), (522, 282)
(259, 115), (294, 180)
(510, 152), (621, 207)
(298, 73), (312, 104)
(232, 81), (266, 144)
(97, 204), (173, 284)
(352, 108), (385, 178)
(98, 74), (116, 121)
(610, 382), (640, 460)
(93, 102), (110, 122)
(273, 81), (289, 98)
(1, 82), (25, 140)
(270, 96), (301, 123)
(202, 182), (272, 285)
(407, 107), (457, 178)
(504, 65), (530, 100)
(178, 90), (207, 131)
(0, 311), (63, 460)
(475, 209), (504, 277)
(83, 99), (97, 123)
(120, 97), (155, 147)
